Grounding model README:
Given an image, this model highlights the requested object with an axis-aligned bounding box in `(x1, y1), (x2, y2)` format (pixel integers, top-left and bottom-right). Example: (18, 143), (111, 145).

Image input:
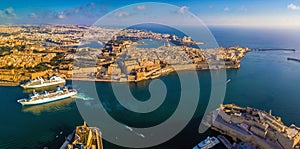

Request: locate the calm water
(1, 27), (300, 148)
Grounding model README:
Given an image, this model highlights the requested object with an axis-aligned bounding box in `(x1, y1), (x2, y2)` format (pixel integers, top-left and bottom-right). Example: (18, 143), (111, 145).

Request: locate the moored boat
(217, 135), (233, 149)
(193, 136), (220, 149)
(20, 76), (66, 89)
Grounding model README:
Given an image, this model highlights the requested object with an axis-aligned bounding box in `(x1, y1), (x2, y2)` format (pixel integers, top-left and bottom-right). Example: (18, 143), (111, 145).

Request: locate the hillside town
(0, 24), (249, 85)
(85, 45), (249, 82)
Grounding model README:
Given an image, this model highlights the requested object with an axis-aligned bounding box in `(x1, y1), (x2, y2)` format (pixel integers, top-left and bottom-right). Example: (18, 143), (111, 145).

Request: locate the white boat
(226, 79), (231, 84)
(17, 87), (77, 106)
(20, 76), (65, 89)
(193, 136), (220, 149)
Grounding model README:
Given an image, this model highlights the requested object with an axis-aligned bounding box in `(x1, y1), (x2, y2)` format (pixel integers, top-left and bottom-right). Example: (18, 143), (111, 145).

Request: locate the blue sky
(1, 0), (300, 26)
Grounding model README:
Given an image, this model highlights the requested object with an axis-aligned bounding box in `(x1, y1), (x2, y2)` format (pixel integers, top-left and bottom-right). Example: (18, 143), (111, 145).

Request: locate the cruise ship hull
(18, 91), (77, 106)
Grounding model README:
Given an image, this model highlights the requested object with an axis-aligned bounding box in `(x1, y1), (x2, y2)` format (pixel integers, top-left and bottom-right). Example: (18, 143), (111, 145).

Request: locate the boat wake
(123, 125), (145, 138)
(75, 93), (95, 101)
(124, 125), (133, 131)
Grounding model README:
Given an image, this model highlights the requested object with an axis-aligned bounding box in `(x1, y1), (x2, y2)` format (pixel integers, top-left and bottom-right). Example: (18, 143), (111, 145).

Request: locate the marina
(0, 47), (299, 148)
(0, 22), (299, 149)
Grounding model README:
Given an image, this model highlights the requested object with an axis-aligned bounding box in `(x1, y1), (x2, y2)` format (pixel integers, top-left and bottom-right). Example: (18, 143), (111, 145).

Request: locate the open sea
(1, 26), (300, 149)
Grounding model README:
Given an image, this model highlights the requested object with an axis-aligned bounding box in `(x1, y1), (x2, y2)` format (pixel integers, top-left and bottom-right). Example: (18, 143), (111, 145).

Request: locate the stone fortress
(206, 104), (300, 149)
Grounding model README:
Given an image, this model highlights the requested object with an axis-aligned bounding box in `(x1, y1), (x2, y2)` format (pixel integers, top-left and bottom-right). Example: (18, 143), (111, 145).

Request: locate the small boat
(20, 76), (65, 89)
(193, 136), (220, 149)
(124, 125), (133, 131)
(217, 135), (233, 149)
(226, 79), (231, 84)
(17, 86), (77, 106)
(135, 132), (145, 138)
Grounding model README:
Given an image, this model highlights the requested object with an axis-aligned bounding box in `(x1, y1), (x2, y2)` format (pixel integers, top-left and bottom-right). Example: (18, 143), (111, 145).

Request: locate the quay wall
(212, 116), (280, 149)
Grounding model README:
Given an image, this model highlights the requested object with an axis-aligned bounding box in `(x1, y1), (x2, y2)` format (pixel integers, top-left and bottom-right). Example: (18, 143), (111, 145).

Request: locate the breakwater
(254, 48), (296, 52)
(287, 57), (300, 62)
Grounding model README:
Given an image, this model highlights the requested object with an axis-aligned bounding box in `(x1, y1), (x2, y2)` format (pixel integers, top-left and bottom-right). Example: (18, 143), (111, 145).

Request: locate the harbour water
(1, 27), (300, 148)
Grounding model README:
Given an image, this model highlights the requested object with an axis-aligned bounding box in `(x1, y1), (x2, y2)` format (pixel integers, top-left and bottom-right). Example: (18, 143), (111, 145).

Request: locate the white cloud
(238, 6), (247, 12)
(224, 7), (230, 12)
(28, 13), (38, 19)
(57, 12), (66, 19)
(0, 7), (16, 18)
(178, 6), (189, 14)
(203, 14), (300, 27)
(136, 5), (145, 10)
(114, 11), (129, 17)
(288, 3), (300, 10)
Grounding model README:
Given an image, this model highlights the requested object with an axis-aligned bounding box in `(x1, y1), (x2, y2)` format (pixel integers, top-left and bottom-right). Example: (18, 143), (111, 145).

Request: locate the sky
(1, 0), (300, 27)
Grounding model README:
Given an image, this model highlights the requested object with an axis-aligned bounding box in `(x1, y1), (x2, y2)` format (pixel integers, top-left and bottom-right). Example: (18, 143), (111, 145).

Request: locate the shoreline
(67, 65), (239, 83)
(0, 65), (241, 86)
(0, 81), (19, 86)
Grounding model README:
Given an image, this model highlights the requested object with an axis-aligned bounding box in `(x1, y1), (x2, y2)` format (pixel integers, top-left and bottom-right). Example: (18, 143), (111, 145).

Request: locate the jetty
(254, 48), (296, 52)
(287, 57), (300, 63)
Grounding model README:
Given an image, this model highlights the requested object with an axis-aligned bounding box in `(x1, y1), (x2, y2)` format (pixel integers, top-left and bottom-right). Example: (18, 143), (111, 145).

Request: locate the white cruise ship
(20, 76), (65, 89)
(17, 87), (77, 106)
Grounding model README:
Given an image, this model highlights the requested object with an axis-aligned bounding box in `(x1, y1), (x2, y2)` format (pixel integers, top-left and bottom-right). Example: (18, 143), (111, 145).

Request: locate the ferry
(20, 76), (65, 89)
(193, 136), (220, 149)
(17, 87), (77, 106)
